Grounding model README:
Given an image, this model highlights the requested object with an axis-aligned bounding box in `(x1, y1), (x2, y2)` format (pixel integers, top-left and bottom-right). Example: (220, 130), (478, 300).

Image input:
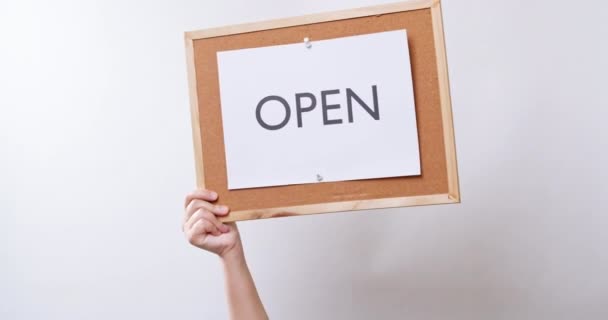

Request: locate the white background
(1, 0), (607, 319)
(218, 30), (420, 189)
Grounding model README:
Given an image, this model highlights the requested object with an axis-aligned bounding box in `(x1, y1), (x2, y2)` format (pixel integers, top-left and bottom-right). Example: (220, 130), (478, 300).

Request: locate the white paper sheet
(216, 29), (420, 189)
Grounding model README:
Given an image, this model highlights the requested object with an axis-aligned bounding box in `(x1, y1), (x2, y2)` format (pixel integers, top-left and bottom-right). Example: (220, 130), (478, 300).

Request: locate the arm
(221, 236), (267, 320)
(183, 189), (268, 320)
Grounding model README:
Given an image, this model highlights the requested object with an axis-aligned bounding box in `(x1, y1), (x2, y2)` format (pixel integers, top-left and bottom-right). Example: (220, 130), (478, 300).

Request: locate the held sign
(216, 30), (421, 190)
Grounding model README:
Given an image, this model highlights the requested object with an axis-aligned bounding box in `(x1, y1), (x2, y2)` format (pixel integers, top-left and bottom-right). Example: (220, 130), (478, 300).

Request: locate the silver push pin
(316, 174), (323, 182)
(304, 37), (312, 49)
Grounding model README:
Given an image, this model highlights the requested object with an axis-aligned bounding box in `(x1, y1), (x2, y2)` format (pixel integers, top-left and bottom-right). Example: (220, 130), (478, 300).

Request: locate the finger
(184, 189), (218, 208)
(184, 208), (205, 231)
(182, 199), (228, 223)
(200, 210), (230, 233)
(224, 222), (238, 233)
(190, 218), (221, 237)
(185, 199), (229, 222)
(187, 219), (207, 245)
(187, 208), (229, 233)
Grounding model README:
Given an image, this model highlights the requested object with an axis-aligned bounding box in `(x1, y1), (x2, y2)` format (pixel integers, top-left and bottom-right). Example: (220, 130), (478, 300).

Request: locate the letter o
(255, 95), (291, 130)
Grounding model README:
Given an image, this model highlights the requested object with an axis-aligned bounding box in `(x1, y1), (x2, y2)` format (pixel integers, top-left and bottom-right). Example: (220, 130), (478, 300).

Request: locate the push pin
(304, 37), (312, 49)
(316, 174), (323, 182)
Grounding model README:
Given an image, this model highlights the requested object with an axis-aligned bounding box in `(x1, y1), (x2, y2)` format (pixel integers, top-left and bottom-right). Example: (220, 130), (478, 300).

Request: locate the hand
(183, 189), (242, 258)
(184, 190), (267, 319)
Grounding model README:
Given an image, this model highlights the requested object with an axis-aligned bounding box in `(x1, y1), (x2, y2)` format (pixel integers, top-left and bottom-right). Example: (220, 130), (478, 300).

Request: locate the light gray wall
(1, 0), (607, 319)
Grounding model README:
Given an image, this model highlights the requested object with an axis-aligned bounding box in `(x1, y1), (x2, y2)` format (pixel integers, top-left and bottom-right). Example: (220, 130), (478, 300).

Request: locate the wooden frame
(185, 0), (459, 221)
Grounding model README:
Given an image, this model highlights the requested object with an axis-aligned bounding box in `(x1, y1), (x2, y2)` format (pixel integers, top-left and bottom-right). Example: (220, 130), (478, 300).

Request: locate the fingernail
(210, 191), (218, 199)
(221, 224), (230, 233)
(217, 205), (228, 213)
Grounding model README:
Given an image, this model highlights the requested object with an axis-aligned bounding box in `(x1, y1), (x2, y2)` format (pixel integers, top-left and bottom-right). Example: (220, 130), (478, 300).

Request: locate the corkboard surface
(192, 8), (447, 211)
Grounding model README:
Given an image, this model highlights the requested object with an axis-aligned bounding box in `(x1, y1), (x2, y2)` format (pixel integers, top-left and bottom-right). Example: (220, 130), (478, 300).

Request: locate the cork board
(185, 0), (459, 221)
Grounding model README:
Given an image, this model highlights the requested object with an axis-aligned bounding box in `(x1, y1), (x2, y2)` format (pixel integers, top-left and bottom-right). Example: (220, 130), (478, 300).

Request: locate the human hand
(183, 189), (242, 259)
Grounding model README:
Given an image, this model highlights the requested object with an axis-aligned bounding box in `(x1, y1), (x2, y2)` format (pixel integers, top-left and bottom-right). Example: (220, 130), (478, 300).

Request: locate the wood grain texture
(430, 1), (460, 202)
(224, 194), (456, 222)
(184, 38), (206, 187)
(184, 0), (459, 221)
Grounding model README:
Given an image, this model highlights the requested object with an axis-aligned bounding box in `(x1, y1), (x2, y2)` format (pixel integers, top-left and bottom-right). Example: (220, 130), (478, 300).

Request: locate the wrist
(220, 241), (245, 266)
